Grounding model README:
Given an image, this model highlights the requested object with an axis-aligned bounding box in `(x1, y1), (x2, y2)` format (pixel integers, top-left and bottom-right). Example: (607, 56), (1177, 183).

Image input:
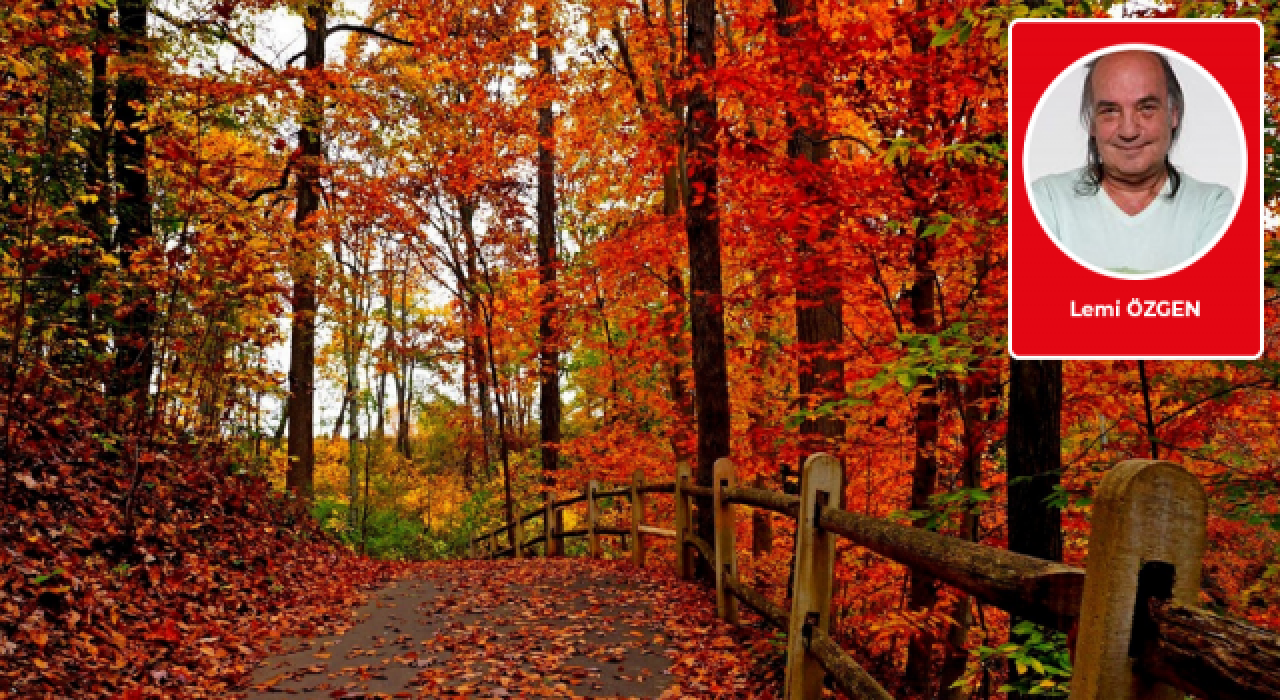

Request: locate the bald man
(1031, 50), (1234, 275)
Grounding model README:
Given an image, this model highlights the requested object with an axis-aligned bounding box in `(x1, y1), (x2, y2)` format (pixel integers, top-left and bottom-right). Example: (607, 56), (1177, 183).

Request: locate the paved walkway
(242, 558), (772, 699)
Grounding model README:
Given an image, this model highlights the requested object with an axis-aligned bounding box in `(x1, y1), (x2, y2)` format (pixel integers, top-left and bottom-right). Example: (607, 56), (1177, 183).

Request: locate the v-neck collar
(1099, 177), (1173, 226)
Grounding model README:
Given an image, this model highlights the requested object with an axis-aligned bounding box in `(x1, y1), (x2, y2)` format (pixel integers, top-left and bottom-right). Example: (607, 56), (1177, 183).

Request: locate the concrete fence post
(675, 462), (693, 580)
(784, 453), (842, 700)
(713, 457), (739, 624)
(1069, 460), (1207, 700)
(631, 469), (647, 568)
(587, 480), (601, 558)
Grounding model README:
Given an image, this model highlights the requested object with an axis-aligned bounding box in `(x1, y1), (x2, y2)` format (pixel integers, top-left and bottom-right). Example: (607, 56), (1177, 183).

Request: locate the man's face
(1089, 51), (1179, 184)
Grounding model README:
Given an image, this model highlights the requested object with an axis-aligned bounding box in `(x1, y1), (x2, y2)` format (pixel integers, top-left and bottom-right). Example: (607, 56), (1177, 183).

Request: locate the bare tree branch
(245, 163), (292, 204)
(328, 24), (414, 47)
(152, 8), (278, 73)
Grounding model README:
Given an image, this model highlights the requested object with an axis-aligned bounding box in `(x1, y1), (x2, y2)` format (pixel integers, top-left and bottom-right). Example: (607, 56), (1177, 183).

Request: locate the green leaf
(33, 567), (64, 585)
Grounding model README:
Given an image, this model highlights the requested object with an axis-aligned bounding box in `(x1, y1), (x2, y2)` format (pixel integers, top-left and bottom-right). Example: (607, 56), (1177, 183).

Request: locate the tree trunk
(375, 282), (391, 440)
(273, 398), (289, 448)
(751, 474), (773, 556)
(1006, 357), (1063, 699)
(607, 7), (692, 468)
(903, 230), (940, 695)
(286, 0), (325, 501)
(461, 341), (476, 490)
(461, 200), (494, 481)
(333, 243), (365, 526)
(663, 160), (695, 463)
(332, 385), (348, 440)
(536, 0), (562, 492)
(940, 369), (998, 699)
(483, 304), (516, 548)
(77, 4), (111, 365)
(395, 268), (413, 458)
(109, 0), (155, 405)
(466, 215), (515, 544)
(685, 0), (730, 579)
(1138, 360), (1158, 459)
(774, 0), (845, 498)
(1007, 360), (1063, 561)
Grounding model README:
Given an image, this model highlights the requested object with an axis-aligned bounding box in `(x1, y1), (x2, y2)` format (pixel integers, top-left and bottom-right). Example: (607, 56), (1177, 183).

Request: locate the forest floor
(242, 558), (782, 699)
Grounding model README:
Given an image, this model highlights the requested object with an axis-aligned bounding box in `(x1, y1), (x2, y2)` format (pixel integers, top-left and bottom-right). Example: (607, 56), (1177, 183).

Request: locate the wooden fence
(468, 455), (1280, 700)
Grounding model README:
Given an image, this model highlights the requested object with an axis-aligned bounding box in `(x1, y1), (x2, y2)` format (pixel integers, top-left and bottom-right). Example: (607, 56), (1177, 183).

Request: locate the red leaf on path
(147, 619), (181, 643)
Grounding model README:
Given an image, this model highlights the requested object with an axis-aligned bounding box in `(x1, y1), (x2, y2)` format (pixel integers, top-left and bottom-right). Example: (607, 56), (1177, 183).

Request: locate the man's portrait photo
(1025, 45), (1245, 278)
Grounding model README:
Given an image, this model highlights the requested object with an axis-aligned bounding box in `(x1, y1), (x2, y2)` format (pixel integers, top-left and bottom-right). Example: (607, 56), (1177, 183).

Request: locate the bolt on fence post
(631, 469), (647, 568)
(1070, 459), (1207, 700)
(587, 480), (601, 558)
(713, 457), (739, 624)
(675, 462), (693, 580)
(784, 453), (842, 700)
(544, 495), (556, 558)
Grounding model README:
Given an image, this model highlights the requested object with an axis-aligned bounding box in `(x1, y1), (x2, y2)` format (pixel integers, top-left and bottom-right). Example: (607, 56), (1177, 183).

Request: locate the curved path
(242, 558), (776, 699)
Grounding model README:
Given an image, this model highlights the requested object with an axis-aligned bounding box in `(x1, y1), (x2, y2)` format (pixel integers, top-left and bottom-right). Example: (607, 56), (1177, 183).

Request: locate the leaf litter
(244, 557), (783, 699)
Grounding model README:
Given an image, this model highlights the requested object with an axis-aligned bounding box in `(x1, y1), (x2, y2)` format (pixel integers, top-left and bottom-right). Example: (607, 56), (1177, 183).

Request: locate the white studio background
(1024, 46), (1246, 197)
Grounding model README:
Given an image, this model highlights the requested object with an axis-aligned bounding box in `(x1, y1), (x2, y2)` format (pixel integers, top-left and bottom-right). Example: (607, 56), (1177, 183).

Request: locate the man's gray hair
(1076, 50), (1185, 197)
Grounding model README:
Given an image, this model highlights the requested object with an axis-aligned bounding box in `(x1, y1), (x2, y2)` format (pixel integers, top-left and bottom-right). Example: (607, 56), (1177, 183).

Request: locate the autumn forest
(4, 0), (1280, 697)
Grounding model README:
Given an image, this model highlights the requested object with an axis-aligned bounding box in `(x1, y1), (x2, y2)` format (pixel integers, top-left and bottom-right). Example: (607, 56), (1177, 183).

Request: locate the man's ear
(1170, 106), (1181, 133)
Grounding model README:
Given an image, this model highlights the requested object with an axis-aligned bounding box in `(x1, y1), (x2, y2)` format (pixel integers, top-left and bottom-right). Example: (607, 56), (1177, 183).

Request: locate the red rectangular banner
(1008, 19), (1262, 359)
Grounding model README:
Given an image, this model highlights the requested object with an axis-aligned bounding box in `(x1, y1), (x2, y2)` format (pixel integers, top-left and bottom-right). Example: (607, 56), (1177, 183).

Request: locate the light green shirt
(1031, 167), (1234, 275)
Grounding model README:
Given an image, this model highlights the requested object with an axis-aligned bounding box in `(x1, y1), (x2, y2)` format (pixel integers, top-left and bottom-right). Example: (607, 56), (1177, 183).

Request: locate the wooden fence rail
(467, 455), (1280, 700)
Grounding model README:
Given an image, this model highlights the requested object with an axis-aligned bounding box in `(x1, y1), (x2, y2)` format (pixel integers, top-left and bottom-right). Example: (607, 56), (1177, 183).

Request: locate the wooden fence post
(513, 518), (524, 559)
(675, 462), (693, 580)
(713, 457), (739, 624)
(631, 469), (647, 568)
(1070, 460), (1207, 700)
(587, 480), (601, 558)
(544, 495), (556, 557)
(489, 532), (496, 559)
(784, 453), (842, 700)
